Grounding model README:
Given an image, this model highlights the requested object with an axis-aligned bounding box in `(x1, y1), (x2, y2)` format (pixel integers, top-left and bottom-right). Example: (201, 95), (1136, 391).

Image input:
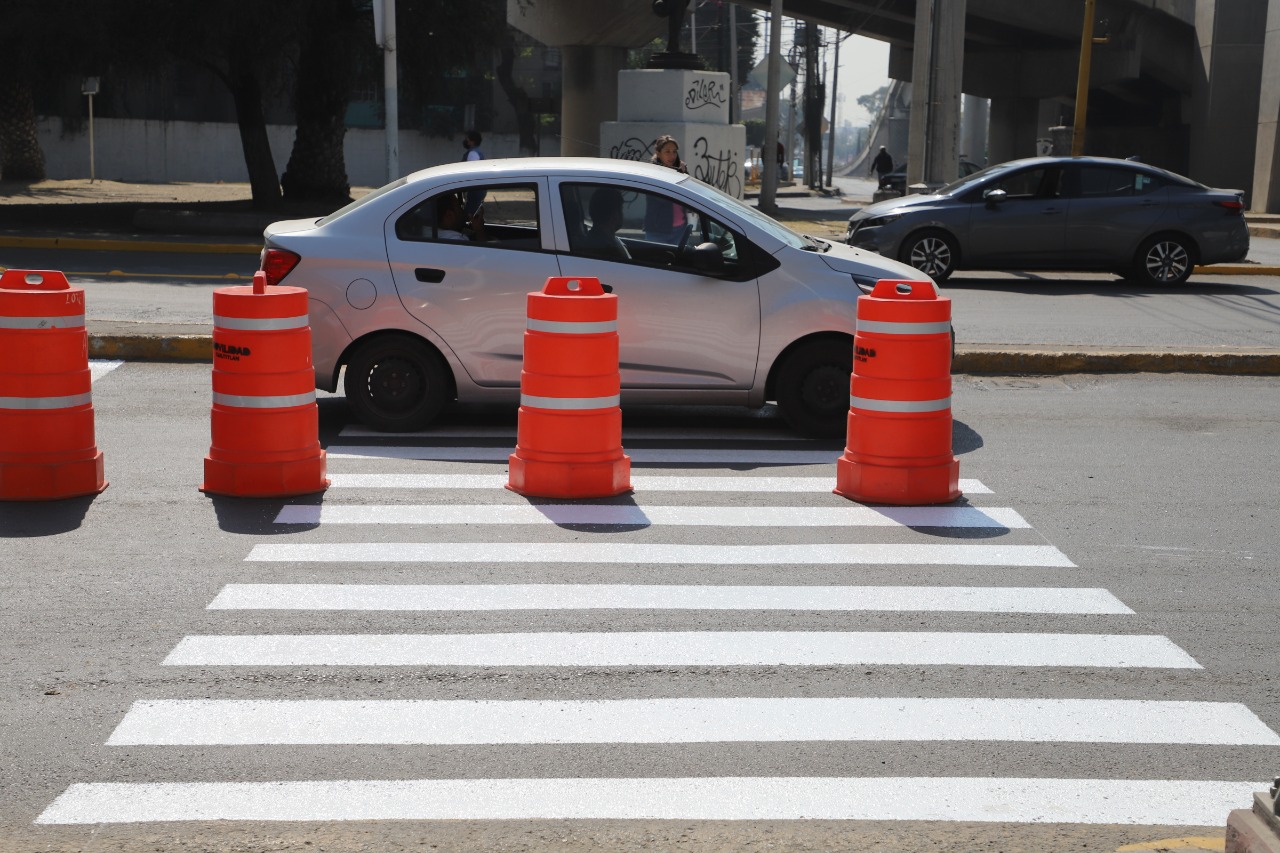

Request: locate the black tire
(1132, 234), (1194, 285)
(899, 229), (958, 282)
(343, 334), (451, 432)
(774, 339), (852, 439)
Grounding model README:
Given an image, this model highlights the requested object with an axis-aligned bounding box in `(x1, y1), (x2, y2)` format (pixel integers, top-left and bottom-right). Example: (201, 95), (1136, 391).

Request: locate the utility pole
(375, 0), (399, 181)
(759, 1), (784, 215)
(1071, 0), (1098, 156)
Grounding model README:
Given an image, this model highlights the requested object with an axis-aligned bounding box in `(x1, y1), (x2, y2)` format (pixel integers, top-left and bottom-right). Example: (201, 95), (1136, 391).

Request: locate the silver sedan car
(846, 156), (1249, 285)
(259, 157), (925, 437)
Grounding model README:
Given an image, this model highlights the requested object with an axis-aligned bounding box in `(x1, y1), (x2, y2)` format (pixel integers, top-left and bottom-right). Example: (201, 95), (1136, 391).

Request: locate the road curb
(88, 333), (1280, 376)
(0, 234), (261, 254)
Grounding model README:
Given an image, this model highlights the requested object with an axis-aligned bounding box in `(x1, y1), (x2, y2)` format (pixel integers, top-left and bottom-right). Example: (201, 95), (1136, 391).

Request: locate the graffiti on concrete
(691, 136), (741, 198)
(685, 78), (728, 113)
(610, 138), (654, 162)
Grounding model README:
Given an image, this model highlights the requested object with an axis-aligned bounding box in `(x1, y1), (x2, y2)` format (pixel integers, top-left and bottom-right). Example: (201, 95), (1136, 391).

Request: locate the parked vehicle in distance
(877, 159), (982, 197)
(847, 155), (1249, 284)
(260, 157), (925, 437)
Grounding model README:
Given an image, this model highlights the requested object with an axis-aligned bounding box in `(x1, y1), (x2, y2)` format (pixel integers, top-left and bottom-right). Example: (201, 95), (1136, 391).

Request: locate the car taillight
(259, 248), (301, 285)
(1215, 199), (1244, 213)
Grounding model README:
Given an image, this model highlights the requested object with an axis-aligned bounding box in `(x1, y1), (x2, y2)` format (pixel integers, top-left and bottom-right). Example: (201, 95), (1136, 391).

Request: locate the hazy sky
(837, 34), (891, 125)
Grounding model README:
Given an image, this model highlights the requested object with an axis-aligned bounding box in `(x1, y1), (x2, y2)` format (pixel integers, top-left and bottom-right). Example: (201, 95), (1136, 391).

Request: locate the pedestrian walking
(870, 145), (895, 187)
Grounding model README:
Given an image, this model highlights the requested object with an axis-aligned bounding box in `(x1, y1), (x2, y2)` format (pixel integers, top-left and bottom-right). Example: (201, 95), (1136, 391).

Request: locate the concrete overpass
(511, 0), (1279, 212)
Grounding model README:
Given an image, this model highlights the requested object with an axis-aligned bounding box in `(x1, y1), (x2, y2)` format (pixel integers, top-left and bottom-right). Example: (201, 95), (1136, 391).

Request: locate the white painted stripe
(0, 392), (92, 410)
(850, 395), (950, 413)
(90, 360), (124, 381)
(245, 542), (1074, 567)
(212, 390), (316, 409)
(207, 584), (1134, 614)
(107, 698), (1279, 746)
(162, 632), (1199, 668)
(272, 504), (1029, 529)
(326, 445), (835, 464)
(36, 777), (1258, 825)
(519, 393), (620, 410)
(0, 313), (84, 329)
(526, 317), (616, 334)
(214, 314), (309, 331)
(324, 473), (994, 494)
(339, 425), (798, 440)
(857, 319), (952, 335)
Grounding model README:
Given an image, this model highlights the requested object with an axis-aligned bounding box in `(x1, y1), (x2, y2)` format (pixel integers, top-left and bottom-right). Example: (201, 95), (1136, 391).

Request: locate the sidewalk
(3, 178), (1279, 375)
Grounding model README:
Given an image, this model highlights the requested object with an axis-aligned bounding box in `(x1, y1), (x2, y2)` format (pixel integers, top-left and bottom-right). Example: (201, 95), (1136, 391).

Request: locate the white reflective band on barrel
(521, 393), (621, 410)
(856, 319), (952, 335)
(0, 392), (92, 410)
(850, 395), (951, 413)
(214, 314), (310, 331)
(213, 391), (316, 409)
(526, 318), (617, 334)
(0, 314), (85, 329)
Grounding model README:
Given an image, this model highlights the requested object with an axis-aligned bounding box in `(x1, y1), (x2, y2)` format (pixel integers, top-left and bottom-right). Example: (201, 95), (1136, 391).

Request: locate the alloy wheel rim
(910, 238), (950, 277)
(1146, 241), (1189, 282)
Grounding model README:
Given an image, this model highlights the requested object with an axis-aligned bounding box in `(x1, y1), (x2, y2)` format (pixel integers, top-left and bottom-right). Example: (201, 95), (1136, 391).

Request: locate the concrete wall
(36, 118), (553, 188)
(1252, 0), (1280, 212)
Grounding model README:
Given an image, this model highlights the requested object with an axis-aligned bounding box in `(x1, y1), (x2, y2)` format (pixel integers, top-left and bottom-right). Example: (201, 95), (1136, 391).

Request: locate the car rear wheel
(1133, 234), (1194, 285)
(900, 230), (958, 282)
(343, 333), (452, 432)
(775, 339), (852, 439)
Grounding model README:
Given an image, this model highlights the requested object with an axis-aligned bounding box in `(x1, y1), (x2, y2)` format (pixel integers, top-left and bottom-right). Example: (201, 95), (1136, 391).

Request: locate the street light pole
(82, 77), (99, 183)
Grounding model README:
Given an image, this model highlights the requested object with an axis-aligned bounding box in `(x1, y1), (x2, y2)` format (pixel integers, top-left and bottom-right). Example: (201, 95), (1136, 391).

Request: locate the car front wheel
(1133, 234), (1194, 285)
(900, 230), (958, 282)
(343, 333), (452, 432)
(775, 339), (852, 439)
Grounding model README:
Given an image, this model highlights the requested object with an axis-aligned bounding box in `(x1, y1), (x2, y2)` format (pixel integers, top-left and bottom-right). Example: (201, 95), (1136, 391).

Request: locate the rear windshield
(318, 178), (408, 225)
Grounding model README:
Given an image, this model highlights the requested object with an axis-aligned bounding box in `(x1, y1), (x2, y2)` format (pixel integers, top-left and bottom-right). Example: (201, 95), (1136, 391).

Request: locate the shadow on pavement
(0, 495), (97, 537)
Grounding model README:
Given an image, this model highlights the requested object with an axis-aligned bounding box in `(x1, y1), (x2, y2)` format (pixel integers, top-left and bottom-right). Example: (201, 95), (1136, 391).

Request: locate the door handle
(415, 268), (445, 283)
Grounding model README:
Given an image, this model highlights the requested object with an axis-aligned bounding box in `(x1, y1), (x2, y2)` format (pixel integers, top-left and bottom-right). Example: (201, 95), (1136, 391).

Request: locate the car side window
(395, 184), (540, 249)
(560, 182), (744, 274)
(1076, 167), (1163, 198)
(990, 167), (1059, 200)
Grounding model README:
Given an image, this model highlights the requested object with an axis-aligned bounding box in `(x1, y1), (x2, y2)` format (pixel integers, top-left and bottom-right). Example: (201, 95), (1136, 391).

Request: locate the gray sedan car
(846, 156), (1248, 284)
(260, 157), (924, 437)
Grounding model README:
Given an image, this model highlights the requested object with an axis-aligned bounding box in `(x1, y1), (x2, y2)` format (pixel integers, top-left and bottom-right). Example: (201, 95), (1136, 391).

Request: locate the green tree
(857, 85), (889, 121)
(280, 0), (366, 204)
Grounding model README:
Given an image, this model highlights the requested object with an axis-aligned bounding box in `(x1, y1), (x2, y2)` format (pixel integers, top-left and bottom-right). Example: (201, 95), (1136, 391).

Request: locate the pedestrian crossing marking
(272, 504), (1031, 529)
(89, 360), (123, 382)
(35, 777), (1262, 826)
(207, 584), (1133, 614)
(327, 445), (838, 464)
(340, 424), (802, 441)
(161, 631), (1200, 668)
(245, 542), (1075, 566)
(107, 697), (1279, 746)
(325, 474), (995, 493)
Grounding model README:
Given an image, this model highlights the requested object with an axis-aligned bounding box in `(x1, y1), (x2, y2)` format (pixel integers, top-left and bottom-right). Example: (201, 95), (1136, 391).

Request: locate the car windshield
(318, 177), (409, 225)
(676, 176), (806, 249)
(935, 160), (1026, 195)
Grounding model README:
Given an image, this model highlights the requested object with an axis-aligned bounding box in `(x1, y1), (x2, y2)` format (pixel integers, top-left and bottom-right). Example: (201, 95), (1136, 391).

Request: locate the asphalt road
(2, 241), (1280, 357)
(3, 364), (1279, 851)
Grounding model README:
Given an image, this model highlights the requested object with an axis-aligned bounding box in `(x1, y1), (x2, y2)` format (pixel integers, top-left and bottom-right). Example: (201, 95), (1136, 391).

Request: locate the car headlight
(862, 213), (902, 228)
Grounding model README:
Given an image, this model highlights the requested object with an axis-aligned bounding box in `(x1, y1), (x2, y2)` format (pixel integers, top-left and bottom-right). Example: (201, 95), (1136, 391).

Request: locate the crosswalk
(36, 417), (1273, 828)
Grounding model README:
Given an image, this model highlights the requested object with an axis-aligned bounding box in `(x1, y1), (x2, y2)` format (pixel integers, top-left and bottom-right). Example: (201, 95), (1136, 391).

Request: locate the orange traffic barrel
(201, 272), (328, 497)
(0, 269), (107, 501)
(507, 276), (631, 498)
(834, 278), (960, 505)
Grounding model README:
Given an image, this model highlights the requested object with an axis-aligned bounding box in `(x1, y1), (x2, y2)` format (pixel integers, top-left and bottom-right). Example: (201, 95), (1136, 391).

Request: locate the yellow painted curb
(0, 235), (260, 254)
(88, 334), (211, 362)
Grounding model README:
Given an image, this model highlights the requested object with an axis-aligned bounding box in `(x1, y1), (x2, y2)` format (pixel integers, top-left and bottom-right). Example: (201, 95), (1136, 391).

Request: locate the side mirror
(691, 242), (725, 273)
(983, 188), (1007, 205)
